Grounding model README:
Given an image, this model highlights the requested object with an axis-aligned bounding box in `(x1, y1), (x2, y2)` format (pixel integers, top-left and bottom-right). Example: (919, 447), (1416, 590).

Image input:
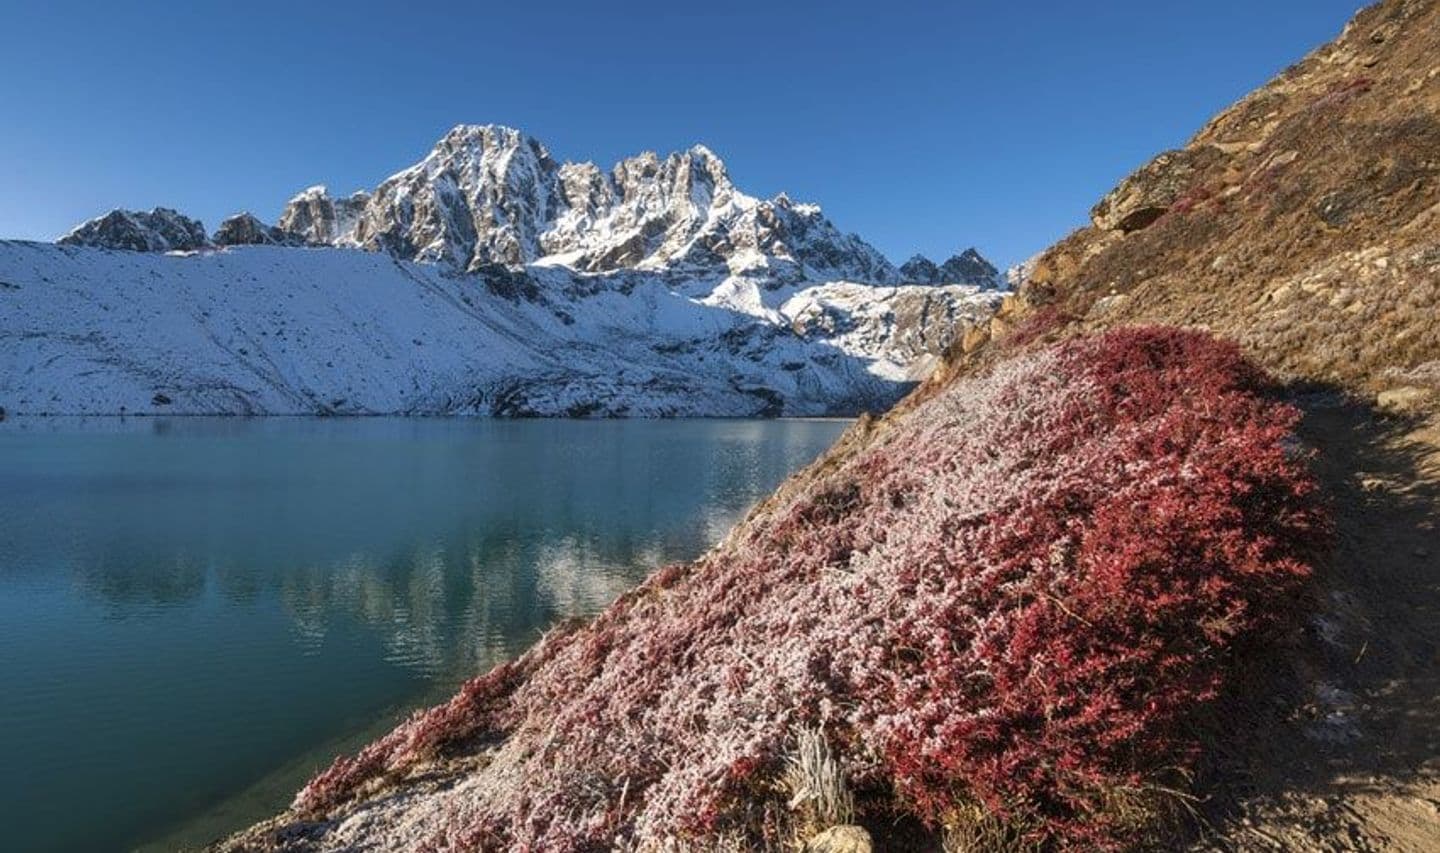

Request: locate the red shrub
(1004, 304), (1076, 349)
(296, 327), (1326, 851)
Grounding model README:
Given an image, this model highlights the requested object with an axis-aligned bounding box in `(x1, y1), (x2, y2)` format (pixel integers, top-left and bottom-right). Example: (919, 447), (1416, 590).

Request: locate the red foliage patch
(296, 328), (1326, 851)
(1169, 184), (1220, 216)
(1004, 304), (1076, 350)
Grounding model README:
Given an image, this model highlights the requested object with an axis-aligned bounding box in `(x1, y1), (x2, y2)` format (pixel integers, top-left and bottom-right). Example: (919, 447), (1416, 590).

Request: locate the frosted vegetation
(286, 328), (1325, 850)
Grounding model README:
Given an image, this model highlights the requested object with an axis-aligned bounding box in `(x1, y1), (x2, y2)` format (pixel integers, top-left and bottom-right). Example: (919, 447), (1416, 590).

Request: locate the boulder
(1090, 147), (1222, 232)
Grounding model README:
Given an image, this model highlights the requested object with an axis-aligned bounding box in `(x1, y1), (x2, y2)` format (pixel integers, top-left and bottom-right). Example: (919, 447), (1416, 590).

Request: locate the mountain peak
(58, 207), (210, 253)
(900, 249), (1002, 289)
(295, 126), (900, 280)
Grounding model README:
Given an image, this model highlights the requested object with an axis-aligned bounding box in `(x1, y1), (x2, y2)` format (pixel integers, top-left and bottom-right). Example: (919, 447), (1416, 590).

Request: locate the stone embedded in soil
(804, 824), (873, 853)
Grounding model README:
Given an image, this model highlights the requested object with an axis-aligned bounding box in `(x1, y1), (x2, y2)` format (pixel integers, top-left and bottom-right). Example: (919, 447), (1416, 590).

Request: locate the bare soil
(1185, 400), (1440, 852)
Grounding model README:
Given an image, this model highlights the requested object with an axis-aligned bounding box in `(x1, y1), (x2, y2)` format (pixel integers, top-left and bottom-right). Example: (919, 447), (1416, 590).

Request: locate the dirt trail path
(1195, 399), (1440, 851)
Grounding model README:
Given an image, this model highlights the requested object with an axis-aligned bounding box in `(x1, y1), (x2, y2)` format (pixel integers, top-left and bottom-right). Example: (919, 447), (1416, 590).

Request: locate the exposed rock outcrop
(938, 247), (1001, 287)
(899, 248), (1002, 288)
(1089, 147), (1224, 232)
(58, 207), (210, 252)
(277, 186), (371, 245)
(316, 124), (900, 281)
(212, 213), (306, 247)
(898, 253), (940, 283)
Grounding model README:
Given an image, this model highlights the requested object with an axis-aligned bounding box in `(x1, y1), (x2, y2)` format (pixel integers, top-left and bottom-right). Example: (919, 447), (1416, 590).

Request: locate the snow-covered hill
(22, 125), (1007, 416)
(0, 241), (1001, 416)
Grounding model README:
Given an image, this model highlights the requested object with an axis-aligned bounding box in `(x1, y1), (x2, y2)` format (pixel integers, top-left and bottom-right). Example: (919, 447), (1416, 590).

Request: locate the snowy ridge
(0, 241), (1002, 416)
(16, 124), (1007, 417)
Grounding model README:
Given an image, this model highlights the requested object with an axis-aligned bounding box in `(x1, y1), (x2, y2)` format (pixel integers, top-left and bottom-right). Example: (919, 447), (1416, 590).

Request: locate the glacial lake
(0, 417), (847, 853)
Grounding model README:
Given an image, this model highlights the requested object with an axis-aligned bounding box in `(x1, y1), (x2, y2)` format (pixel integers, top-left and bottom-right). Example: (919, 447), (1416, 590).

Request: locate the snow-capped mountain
(279, 125), (899, 284)
(5, 125), (1006, 417)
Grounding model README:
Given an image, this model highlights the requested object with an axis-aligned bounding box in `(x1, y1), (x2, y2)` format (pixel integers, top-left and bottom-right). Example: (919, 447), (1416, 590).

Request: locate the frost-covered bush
(296, 328), (1325, 850)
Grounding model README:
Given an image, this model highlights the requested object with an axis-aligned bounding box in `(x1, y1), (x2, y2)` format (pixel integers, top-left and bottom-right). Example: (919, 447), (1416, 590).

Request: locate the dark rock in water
(213, 213), (307, 247)
(59, 208), (211, 252)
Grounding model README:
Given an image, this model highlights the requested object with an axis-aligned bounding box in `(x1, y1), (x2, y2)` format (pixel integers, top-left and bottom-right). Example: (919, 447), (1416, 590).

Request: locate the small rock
(1376, 386), (1435, 415)
(805, 825), (872, 853)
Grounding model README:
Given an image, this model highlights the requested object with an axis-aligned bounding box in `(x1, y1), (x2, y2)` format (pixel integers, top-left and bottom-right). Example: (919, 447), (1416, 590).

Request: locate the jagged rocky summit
(274, 125), (900, 284)
(58, 207), (210, 253)
(899, 247), (1003, 288)
(13, 125), (1008, 417)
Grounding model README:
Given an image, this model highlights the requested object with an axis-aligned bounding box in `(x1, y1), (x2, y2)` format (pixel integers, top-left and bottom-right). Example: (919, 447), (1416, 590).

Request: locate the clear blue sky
(0, 0), (1362, 269)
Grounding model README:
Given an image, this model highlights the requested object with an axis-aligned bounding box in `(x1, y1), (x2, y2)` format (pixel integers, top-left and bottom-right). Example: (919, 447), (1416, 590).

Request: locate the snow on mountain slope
(0, 241), (1001, 416)
(24, 125), (1008, 417)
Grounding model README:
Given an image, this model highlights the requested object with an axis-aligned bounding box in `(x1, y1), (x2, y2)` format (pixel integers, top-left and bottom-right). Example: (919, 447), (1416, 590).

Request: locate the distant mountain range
(3, 126), (1007, 416)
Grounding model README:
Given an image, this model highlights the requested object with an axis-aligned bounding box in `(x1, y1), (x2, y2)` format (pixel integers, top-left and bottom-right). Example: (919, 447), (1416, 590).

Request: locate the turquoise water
(0, 417), (847, 852)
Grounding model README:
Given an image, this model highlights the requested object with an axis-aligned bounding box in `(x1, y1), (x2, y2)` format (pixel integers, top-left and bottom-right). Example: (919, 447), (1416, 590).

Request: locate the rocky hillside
(949, 0), (1439, 405)
(894, 0), (1440, 846)
(216, 1), (1440, 850)
(13, 130), (1008, 417)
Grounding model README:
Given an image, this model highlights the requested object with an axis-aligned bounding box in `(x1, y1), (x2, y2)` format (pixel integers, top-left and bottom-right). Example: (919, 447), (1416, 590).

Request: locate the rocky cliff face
(55, 127), (1004, 293)
(303, 124), (903, 283)
(58, 207), (210, 252)
(277, 186), (371, 245)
